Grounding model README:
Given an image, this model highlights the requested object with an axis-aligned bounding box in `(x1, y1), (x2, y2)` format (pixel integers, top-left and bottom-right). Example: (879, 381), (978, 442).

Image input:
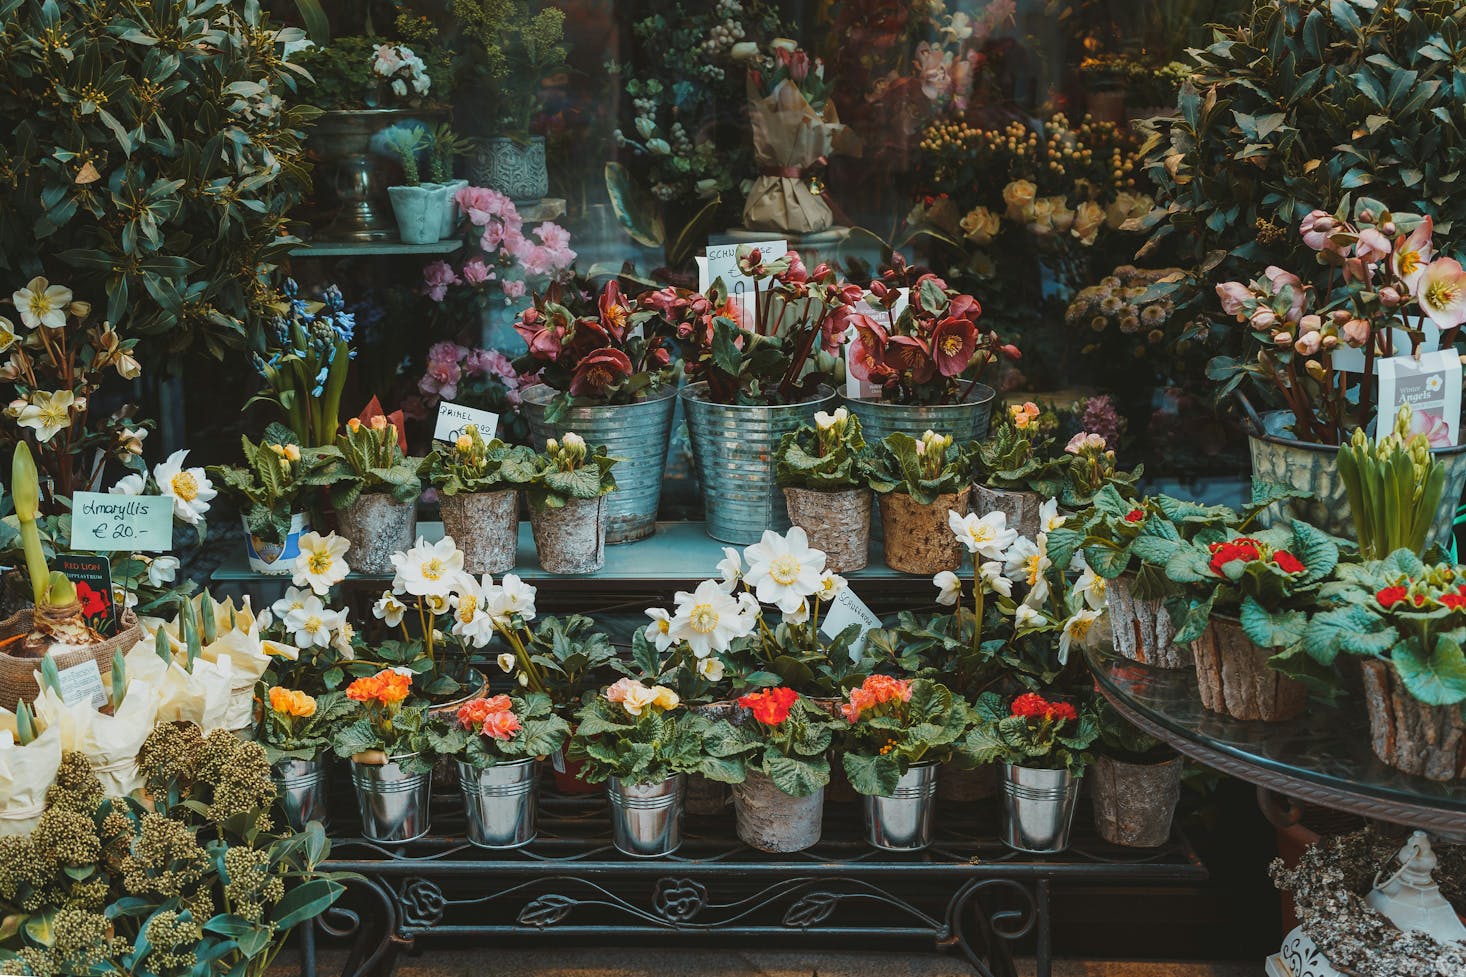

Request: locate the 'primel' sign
(69, 492), (174, 553)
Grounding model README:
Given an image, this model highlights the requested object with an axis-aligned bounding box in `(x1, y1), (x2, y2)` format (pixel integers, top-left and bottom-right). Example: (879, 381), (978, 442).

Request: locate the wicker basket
(0, 607), (143, 711)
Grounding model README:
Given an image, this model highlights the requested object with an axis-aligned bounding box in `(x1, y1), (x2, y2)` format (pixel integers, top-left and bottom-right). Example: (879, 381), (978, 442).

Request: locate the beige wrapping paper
(0, 718), (61, 837)
(123, 644), (235, 732)
(33, 682), (158, 798)
(742, 77), (846, 234)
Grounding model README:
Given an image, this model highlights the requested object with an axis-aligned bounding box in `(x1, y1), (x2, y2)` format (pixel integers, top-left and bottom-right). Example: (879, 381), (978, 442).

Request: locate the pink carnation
(422, 261), (460, 303)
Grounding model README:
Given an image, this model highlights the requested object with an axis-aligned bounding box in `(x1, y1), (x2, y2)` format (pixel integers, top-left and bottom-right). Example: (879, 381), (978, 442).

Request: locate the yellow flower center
(308, 550), (333, 573)
(303, 614), (322, 633)
(458, 595), (477, 621)
(656, 619), (670, 634)
(1399, 250), (1423, 277)
(171, 471), (199, 502)
(1427, 279), (1461, 310)
(421, 558), (444, 581)
(1069, 616), (1095, 640)
(1024, 554), (1042, 586)
(26, 293), (53, 319)
(38, 399), (67, 427)
(769, 554), (802, 585)
(941, 334), (964, 356)
(689, 603), (719, 634)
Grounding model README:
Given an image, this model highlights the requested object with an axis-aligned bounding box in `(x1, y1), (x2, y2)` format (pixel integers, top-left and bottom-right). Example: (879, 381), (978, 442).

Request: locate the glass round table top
(1086, 647), (1466, 834)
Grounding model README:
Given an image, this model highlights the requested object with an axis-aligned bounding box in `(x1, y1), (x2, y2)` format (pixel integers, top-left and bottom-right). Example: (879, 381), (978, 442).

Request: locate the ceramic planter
(782, 486), (872, 573)
(1360, 659), (1466, 781)
(1090, 753), (1183, 848)
(1000, 763), (1081, 853)
(1190, 616), (1306, 722)
(311, 108), (445, 241)
(439, 489), (518, 574)
(682, 382), (837, 544)
(521, 384), (676, 544)
(458, 758), (538, 849)
(472, 135), (549, 203)
(529, 496), (608, 574)
(438, 178), (468, 238)
(972, 484), (1045, 539)
(879, 487), (971, 574)
(863, 762), (939, 851)
(272, 755), (330, 832)
(387, 183), (448, 244)
(839, 386), (997, 445)
(243, 512), (309, 575)
(350, 754), (431, 843)
(608, 775), (685, 857)
(1107, 571), (1189, 669)
(337, 494), (417, 575)
(732, 770), (825, 853)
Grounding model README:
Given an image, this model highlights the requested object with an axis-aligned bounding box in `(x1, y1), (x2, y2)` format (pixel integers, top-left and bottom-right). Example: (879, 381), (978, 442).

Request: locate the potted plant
(1089, 700), (1183, 848)
(839, 676), (970, 851)
(434, 691), (569, 848)
(866, 430), (976, 574)
(323, 413), (425, 574)
(647, 247), (848, 543)
(1163, 521), (1340, 722)
(207, 433), (332, 574)
(384, 124), (448, 245)
(426, 424), (537, 574)
(775, 406), (872, 572)
(516, 280), (679, 543)
(1306, 550), (1466, 781)
(972, 402), (1071, 537)
(569, 679), (739, 856)
(1336, 404), (1448, 560)
(252, 280), (354, 449)
(332, 667), (435, 843)
(706, 687), (841, 852)
(425, 122), (473, 237)
(260, 686), (352, 831)
(842, 258), (1017, 444)
(524, 433), (618, 573)
(962, 690), (1098, 853)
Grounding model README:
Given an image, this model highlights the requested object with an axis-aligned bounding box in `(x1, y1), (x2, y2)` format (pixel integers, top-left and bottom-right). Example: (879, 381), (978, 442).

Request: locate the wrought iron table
(306, 777), (1206, 977)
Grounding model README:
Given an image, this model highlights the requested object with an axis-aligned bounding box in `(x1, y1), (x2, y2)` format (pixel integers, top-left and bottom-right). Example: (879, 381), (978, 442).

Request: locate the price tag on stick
(70, 493), (173, 553)
(433, 402), (500, 444)
(820, 587), (883, 661)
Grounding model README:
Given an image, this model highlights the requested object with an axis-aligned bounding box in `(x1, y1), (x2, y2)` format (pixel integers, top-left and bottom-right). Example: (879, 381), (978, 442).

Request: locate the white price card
(820, 587), (882, 660)
(433, 402), (500, 444)
(696, 240), (789, 317)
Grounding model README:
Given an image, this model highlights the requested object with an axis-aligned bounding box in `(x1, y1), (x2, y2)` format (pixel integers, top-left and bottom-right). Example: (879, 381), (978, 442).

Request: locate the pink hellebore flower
(1418, 257), (1466, 330)
(1354, 228), (1393, 263)
(1216, 281), (1252, 319)
(1299, 210), (1335, 251)
(1392, 215), (1434, 293)
(1263, 266), (1307, 322)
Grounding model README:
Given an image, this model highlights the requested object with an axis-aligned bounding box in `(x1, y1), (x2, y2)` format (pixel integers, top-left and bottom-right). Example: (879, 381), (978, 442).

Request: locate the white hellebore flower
(1013, 603), (1045, 629)
(154, 449), (216, 526)
(933, 570), (962, 606)
(784, 599), (810, 626)
(497, 652), (516, 673)
(284, 596), (346, 649)
(390, 536), (468, 599)
(949, 509), (1018, 559)
(743, 527), (826, 613)
(644, 607), (675, 652)
(978, 561), (1013, 598)
(715, 546), (743, 590)
(272, 586), (313, 620)
(373, 592), (407, 628)
(1059, 608), (1104, 665)
(146, 555), (180, 588)
(484, 573), (537, 625)
(12, 277), (72, 330)
(108, 472), (145, 496)
(669, 579), (752, 658)
(17, 389), (76, 443)
(1073, 561), (1108, 611)
(332, 621), (357, 660)
(1038, 498), (1067, 533)
(450, 577), (497, 648)
(816, 572), (846, 602)
(697, 657), (725, 682)
(1003, 535), (1051, 606)
(293, 532), (350, 595)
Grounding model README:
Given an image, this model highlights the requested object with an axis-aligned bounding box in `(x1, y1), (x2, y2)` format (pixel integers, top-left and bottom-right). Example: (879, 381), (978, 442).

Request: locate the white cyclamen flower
(933, 570), (962, 606)
(949, 509), (1018, 559)
(153, 449), (216, 526)
(644, 607), (675, 652)
(669, 578), (753, 658)
(742, 527), (826, 613)
(390, 536), (469, 599)
(1059, 608), (1104, 665)
(373, 592), (407, 628)
(293, 532), (350, 595)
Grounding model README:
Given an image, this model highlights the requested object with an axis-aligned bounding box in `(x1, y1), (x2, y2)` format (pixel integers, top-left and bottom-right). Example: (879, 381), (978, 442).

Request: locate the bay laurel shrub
(0, 0), (318, 360)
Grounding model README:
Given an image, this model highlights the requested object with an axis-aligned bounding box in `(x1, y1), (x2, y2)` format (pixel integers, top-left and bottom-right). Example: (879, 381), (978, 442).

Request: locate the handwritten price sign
(433, 402), (500, 444)
(70, 492), (173, 553)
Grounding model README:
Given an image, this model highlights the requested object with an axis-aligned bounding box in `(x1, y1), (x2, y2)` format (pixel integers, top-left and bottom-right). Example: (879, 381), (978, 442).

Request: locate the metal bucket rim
(455, 756), (538, 774)
(522, 383), (679, 411)
(841, 382), (997, 410)
(1247, 408), (1466, 456)
(681, 381), (836, 411)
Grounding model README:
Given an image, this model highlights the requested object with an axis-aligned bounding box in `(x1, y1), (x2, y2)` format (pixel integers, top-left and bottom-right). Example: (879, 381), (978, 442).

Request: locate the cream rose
(1002, 179), (1037, 221)
(960, 206), (1001, 245)
(1072, 201), (1105, 246)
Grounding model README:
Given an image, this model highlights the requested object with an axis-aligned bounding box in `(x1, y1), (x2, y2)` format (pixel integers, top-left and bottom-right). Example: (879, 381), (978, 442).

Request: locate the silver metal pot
(607, 774), (685, 857)
(272, 755), (330, 832)
(1000, 763), (1081, 854)
(351, 755), (431, 844)
(840, 384), (996, 445)
(458, 758), (538, 849)
(863, 761), (939, 851)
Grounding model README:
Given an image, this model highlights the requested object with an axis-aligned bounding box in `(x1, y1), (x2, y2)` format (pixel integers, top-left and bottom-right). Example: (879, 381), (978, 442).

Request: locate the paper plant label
(820, 587), (882, 660)
(433, 402), (499, 444)
(55, 553), (117, 637)
(56, 658), (107, 709)
(697, 240), (789, 317)
(70, 492), (173, 553)
(844, 288), (910, 400)
(1375, 349), (1462, 446)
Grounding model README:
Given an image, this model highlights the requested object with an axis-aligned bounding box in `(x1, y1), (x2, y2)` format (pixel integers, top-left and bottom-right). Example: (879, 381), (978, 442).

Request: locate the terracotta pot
(529, 496), (607, 574)
(1090, 753), (1183, 848)
(782, 486), (872, 573)
(338, 494), (417, 575)
(1189, 616), (1306, 722)
(440, 489), (518, 574)
(1107, 571), (1189, 669)
(1360, 659), (1466, 781)
(549, 750), (599, 795)
(972, 484), (1045, 539)
(879, 487), (970, 575)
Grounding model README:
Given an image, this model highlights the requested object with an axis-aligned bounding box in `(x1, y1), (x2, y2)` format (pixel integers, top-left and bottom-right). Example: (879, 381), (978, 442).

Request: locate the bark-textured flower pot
(440, 489), (518, 574)
(879, 487), (970, 575)
(529, 496), (608, 574)
(1090, 753), (1183, 848)
(1190, 616), (1306, 722)
(972, 484), (1045, 539)
(338, 494), (417, 575)
(1359, 659), (1466, 781)
(1107, 571), (1190, 669)
(732, 771), (825, 853)
(783, 486), (872, 573)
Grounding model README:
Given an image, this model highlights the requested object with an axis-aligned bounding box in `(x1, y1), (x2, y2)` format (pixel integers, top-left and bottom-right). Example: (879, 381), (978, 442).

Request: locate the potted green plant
(866, 430), (976, 574)
(524, 433), (618, 574)
(1089, 700), (1183, 849)
(207, 432), (333, 574)
(569, 679), (739, 856)
(516, 281), (680, 543)
(426, 424), (537, 574)
(1336, 404), (1448, 560)
(1163, 521), (1339, 722)
(323, 413), (425, 574)
(332, 667), (435, 843)
(1305, 550), (1466, 781)
(260, 685), (352, 831)
(384, 124), (448, 245)
(425, 122), (473, 237)
(961, 691), (1098, 853)
(775, 406), (872, 573)
(434, 691), (569, 848)
(706, 687), (841, 853)
(839, 676), (970, 851)
(972, 402), (1070, 537)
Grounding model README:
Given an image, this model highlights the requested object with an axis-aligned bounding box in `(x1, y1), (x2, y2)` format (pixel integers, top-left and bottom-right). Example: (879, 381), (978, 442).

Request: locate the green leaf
(1391, 636), (1466, 707)
(842, 751), (899, 797)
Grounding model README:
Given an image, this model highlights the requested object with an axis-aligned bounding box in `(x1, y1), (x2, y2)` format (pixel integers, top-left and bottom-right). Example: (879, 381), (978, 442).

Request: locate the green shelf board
(289, 239), (464, 258)
(211, 520), (927, 586)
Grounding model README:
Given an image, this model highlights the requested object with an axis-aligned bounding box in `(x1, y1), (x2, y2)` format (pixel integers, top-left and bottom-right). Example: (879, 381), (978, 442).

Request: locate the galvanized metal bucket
(840, 384), (997, 445)
(607, 774), (685, 857)
(1245, 405), (1466, 550)
(351, 755), (432, 844)
(521, 384), (677, 544)
(1000, 763), (1081, 853)
(273, 755), (330, 832)
(458, 758), (538, 849)
(681, 382), (837, 544)
(863, 761), (938, 851)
